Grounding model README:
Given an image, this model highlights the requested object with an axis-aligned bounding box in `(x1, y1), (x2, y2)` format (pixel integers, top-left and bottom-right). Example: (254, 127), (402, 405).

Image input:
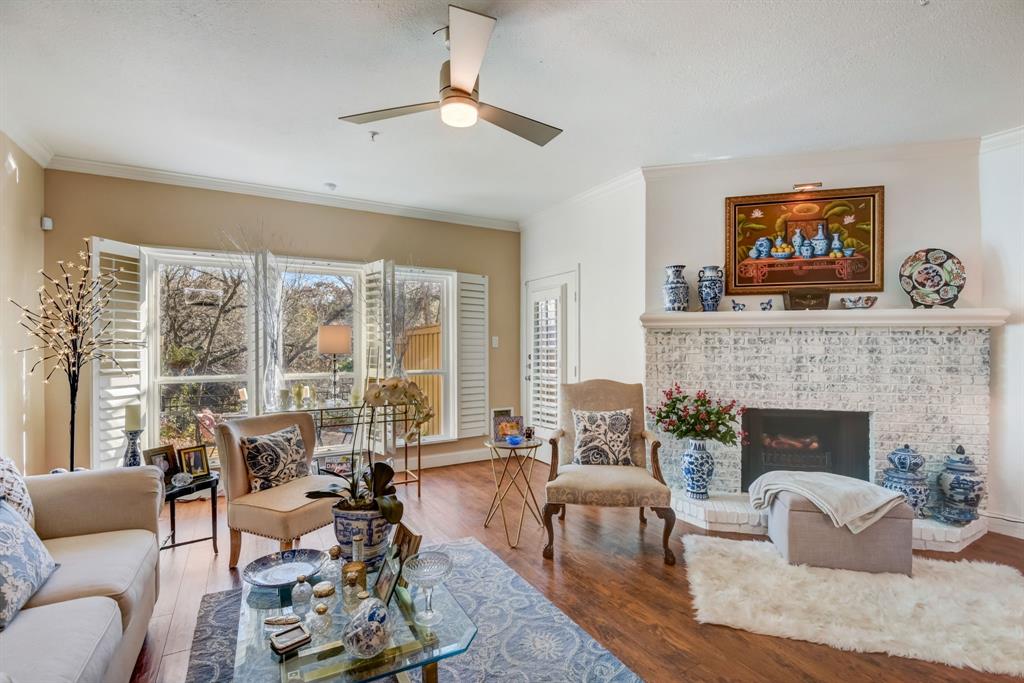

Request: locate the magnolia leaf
(822, 200), (854, 217)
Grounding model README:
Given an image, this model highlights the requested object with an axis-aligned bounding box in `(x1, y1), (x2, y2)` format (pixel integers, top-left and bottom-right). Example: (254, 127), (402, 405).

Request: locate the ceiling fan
(339, 5), (562, 147)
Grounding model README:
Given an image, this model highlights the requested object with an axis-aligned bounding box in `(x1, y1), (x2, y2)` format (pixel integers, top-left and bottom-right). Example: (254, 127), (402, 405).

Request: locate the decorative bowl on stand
(403, 551), (454, 626)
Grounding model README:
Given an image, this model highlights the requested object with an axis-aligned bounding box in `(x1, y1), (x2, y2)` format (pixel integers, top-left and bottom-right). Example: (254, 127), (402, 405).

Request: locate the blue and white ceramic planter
(682, 438), (714, 500)
(882, 444), (929, 518)
(936, 445), (984, 525)
(697, 266), (724, 312)
(662, 265), (689, 312)
(332, 507), (392, 571)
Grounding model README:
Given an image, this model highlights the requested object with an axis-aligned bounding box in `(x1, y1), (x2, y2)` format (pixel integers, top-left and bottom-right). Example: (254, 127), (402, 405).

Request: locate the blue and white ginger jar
(662, 265), (689, 312)
(697, 266), (724, 312)
(342, 595), (391, 658)
(882, 444), (929, 518)
(682, 438), (714, 500)
(936, 445), (984, 525)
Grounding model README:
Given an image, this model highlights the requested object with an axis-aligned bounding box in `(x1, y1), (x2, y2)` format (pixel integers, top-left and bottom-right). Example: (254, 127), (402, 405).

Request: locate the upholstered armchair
(215, 412), (339, 568)
(543, 380), (677, 564)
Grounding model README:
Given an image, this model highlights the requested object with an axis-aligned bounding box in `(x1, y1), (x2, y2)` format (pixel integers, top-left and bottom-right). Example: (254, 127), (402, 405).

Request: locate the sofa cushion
(229, 474), (338, 540)
(0, 457), (33, 526)
(26, 529), (157, 631)
(0, 500), (56, 630)
(546, 464), (671, 507)
(571, 409), (633, 466)
(240, 425), (310, 493)
(0, 596), (121, 683)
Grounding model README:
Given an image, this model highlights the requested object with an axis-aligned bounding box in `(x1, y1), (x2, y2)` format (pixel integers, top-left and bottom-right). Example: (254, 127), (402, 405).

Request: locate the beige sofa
(0, 466), (163, 683)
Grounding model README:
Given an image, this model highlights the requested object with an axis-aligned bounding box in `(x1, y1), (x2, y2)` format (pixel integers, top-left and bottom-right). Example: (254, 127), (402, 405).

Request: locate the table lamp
(317, 324), (352, 403)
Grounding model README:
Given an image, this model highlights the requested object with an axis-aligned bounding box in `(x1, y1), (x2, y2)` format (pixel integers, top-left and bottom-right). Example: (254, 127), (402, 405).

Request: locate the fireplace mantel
(640, 307), (1010, 329)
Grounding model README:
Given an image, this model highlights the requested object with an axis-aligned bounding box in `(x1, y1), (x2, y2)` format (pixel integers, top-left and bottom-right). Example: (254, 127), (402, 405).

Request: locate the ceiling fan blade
(448, 5), (496, 93)
(339, 101), (439, 124)
(478, 103), (563, 146)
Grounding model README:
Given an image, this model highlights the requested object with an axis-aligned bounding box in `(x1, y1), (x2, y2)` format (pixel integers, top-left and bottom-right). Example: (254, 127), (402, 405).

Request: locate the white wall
(644, 140), (983, 311)
(979, 127), (1024, 539)
(520, 171), (645, 384)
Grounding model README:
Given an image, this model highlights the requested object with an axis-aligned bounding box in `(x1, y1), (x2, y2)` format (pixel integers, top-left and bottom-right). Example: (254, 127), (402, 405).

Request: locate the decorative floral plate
(242, 548), (327, 588)
(899, 248), (966, 308)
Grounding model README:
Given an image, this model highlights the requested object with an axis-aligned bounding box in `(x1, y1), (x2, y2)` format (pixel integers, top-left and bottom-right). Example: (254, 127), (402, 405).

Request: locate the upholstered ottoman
(767, 491), (914, 576)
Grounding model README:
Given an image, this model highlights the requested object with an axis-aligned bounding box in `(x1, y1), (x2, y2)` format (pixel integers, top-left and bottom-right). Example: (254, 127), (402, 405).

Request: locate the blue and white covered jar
(882, 444), (929, 518)
(936, 445), (985, 525)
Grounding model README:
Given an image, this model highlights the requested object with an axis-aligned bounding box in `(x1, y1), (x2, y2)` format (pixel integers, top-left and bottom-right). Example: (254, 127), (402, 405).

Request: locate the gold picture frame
(725, 186), (884, 294)
(178, 445), (210, 477)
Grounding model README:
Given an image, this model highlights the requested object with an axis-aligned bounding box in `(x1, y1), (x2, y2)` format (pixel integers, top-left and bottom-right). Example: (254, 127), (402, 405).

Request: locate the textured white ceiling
(2, 0), (1022, 226)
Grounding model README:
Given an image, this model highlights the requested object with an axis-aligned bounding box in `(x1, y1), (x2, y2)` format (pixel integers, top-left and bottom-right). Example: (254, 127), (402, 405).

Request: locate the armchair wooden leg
(280, 539), (294, 552)
(542, 503), (560, 559)
(229, 529), (242, 568)
(559, 505), (566, 520)
(639, 507), (647, 525)
(653, 507), (677, 565)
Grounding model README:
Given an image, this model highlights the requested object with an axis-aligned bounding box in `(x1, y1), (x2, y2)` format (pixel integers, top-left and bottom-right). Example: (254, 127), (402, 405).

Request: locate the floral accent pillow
(0, 498), (56, 630)
(240, 425), (309, 493)
(572, 409), (633, 466)
(0, 457), (33, 527)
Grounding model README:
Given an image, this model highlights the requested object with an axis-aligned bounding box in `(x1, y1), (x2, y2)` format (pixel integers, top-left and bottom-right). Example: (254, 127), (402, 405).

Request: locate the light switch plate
(491, 336), (499, 348)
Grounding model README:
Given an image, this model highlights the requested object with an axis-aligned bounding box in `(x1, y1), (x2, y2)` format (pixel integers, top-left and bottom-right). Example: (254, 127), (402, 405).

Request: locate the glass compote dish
(403, 551), (454, 627)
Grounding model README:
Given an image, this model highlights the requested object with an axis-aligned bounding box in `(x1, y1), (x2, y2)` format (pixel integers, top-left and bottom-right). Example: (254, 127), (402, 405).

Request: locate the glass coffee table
(233, 577), (476, 683)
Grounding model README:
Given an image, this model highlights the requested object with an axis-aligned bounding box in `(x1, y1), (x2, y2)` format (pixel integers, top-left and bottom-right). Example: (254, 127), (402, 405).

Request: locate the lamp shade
(317, 324), (352, 354)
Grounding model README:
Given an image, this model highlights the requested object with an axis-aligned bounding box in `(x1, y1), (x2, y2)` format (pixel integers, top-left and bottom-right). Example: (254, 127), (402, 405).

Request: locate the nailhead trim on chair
(229, 521), (332, 543)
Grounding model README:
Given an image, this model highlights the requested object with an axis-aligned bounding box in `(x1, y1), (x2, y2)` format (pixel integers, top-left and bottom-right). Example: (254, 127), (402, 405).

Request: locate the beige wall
(43, 170), (520, 472)
(0, 133), (46, 474)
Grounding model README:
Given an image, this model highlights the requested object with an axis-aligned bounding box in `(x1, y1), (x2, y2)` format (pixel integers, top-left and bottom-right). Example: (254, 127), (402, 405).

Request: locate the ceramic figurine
(731, 300), (746, 311)
(662, 265), (690, 312)
(754, 237), (772, 258)
(936, 445), (985, 526)
(760, 299), (773, 311)
(792, 228), (804, 252)
(682, 438), (714, 500)
(882, 444), (929, 518)
(799, 242), (814, 259)
(811, 223), (829, 256)
(342, 595), (391, 658)
(830, 232), (844, 253)
(697, 265), (724, 312)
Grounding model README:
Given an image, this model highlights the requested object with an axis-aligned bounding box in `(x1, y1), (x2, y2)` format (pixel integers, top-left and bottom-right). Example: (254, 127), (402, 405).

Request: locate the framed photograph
(725, 186), (884, 294)
(178, 445), (210, 477)
(390, 522), (422, 587)
(143, 445), (180, 485)
(373, 550), (401, 605)
(493, 415), (524, 442)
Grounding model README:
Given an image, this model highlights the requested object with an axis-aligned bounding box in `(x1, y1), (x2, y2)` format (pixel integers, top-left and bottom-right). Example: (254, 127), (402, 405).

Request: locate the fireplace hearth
(741, 409), (868, 491)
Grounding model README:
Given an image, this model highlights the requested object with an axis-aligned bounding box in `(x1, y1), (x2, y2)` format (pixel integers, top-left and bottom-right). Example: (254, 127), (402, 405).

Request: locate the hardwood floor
(132, 460), (1023, 683)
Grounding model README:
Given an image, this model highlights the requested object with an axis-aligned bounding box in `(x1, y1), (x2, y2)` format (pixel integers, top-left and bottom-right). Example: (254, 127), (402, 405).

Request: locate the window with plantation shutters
(90, 237), (147, 469)
(456, 273), (488, 437)
(528, 294), (561, 430)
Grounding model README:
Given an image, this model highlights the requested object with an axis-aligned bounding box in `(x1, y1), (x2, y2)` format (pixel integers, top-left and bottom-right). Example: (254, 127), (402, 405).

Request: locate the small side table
(484, 439), (544, 548)
(161, 472), (219, 553)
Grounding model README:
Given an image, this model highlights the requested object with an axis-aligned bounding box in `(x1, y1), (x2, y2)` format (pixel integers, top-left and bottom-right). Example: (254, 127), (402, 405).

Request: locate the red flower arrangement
(648, 385), (747, 446)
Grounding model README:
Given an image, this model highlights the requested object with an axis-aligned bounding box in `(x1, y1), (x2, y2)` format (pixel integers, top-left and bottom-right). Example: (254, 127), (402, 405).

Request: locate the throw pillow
(0, 498), (56, 630)
(572, 409), (633, 466)
(0, 457), (33, 527)
(240, 425), (309, 493)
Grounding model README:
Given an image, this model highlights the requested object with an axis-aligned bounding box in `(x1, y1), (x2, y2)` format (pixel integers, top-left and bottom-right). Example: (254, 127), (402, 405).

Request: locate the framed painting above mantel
(725, 186), (884, 295)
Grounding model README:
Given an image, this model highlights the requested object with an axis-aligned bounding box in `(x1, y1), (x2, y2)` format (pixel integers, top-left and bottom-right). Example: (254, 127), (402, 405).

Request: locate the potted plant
(648, 386), (746, 500)
(306, 377), (433, 569)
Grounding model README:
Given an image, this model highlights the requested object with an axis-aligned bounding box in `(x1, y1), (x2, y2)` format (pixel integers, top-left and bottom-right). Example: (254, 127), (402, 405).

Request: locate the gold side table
(484, 439), (544, 548)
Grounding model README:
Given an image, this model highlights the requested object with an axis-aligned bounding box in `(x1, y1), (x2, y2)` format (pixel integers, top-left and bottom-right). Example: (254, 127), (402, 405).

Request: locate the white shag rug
(683, 534), (1024, 677)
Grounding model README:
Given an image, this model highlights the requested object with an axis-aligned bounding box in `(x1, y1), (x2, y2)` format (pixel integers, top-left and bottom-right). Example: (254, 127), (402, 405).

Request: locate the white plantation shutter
(530, 294), (561, 430)
(90, 237), (147, 469)
(362, 259), (396, 384)
(456, 273), (488, 438)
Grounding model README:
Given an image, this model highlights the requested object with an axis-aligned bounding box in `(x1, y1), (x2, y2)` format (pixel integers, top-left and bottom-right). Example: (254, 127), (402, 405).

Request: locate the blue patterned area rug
(186, 537), (639, 682)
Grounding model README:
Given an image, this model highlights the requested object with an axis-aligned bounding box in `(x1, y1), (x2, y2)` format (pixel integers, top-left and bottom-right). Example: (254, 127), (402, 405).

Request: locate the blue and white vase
(830, 232), (844, 253)
(799, 242), (814, 259)
(697, 266), (724, 312)
(754, 237), (772, 258)
(792, 228), (805, 252)
(662, 265), (690, 312)
(333, 507), (393, 571)
(342, 595), (391, 657)
(811, 223), (830, 256)
(682, 438), (714, 500)
(936, 445), (985, 525)
(882, 444), (929, 518)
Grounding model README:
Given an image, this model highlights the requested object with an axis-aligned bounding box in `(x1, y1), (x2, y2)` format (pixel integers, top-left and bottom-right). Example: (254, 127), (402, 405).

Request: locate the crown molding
(45, 156), (519, 232)
(2, 124), (54, 168)
(980, 126), (1024, 154)
(522, 168), (643, 227)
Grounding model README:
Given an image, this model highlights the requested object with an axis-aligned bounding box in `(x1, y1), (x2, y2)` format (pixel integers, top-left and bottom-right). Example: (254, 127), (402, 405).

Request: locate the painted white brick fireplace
(642, 307), (1010, 551)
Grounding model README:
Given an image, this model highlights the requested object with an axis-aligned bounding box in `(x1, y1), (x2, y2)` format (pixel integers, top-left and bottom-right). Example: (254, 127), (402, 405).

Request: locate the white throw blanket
(749, 471), (905, 534)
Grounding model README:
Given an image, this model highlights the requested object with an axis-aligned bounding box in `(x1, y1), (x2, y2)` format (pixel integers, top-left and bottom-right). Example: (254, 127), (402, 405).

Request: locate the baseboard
(982, 512), (1024, 540)
(418, 447), (491, 470)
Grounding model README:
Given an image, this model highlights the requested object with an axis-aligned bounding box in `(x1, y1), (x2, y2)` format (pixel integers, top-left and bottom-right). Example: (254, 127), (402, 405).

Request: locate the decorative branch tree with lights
(8, 240), (134, 470)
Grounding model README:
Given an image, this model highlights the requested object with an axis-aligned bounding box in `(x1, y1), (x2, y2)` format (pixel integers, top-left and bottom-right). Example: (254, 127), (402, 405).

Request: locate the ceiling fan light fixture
(440, 95), (478, 128)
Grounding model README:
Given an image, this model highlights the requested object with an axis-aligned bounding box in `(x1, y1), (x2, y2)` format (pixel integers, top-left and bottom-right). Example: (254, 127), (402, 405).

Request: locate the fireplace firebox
(741, 409), (869, 491)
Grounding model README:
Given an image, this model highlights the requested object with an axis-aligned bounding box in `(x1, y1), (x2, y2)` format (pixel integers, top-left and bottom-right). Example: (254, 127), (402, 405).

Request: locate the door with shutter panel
(523, 272), (578, 436)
